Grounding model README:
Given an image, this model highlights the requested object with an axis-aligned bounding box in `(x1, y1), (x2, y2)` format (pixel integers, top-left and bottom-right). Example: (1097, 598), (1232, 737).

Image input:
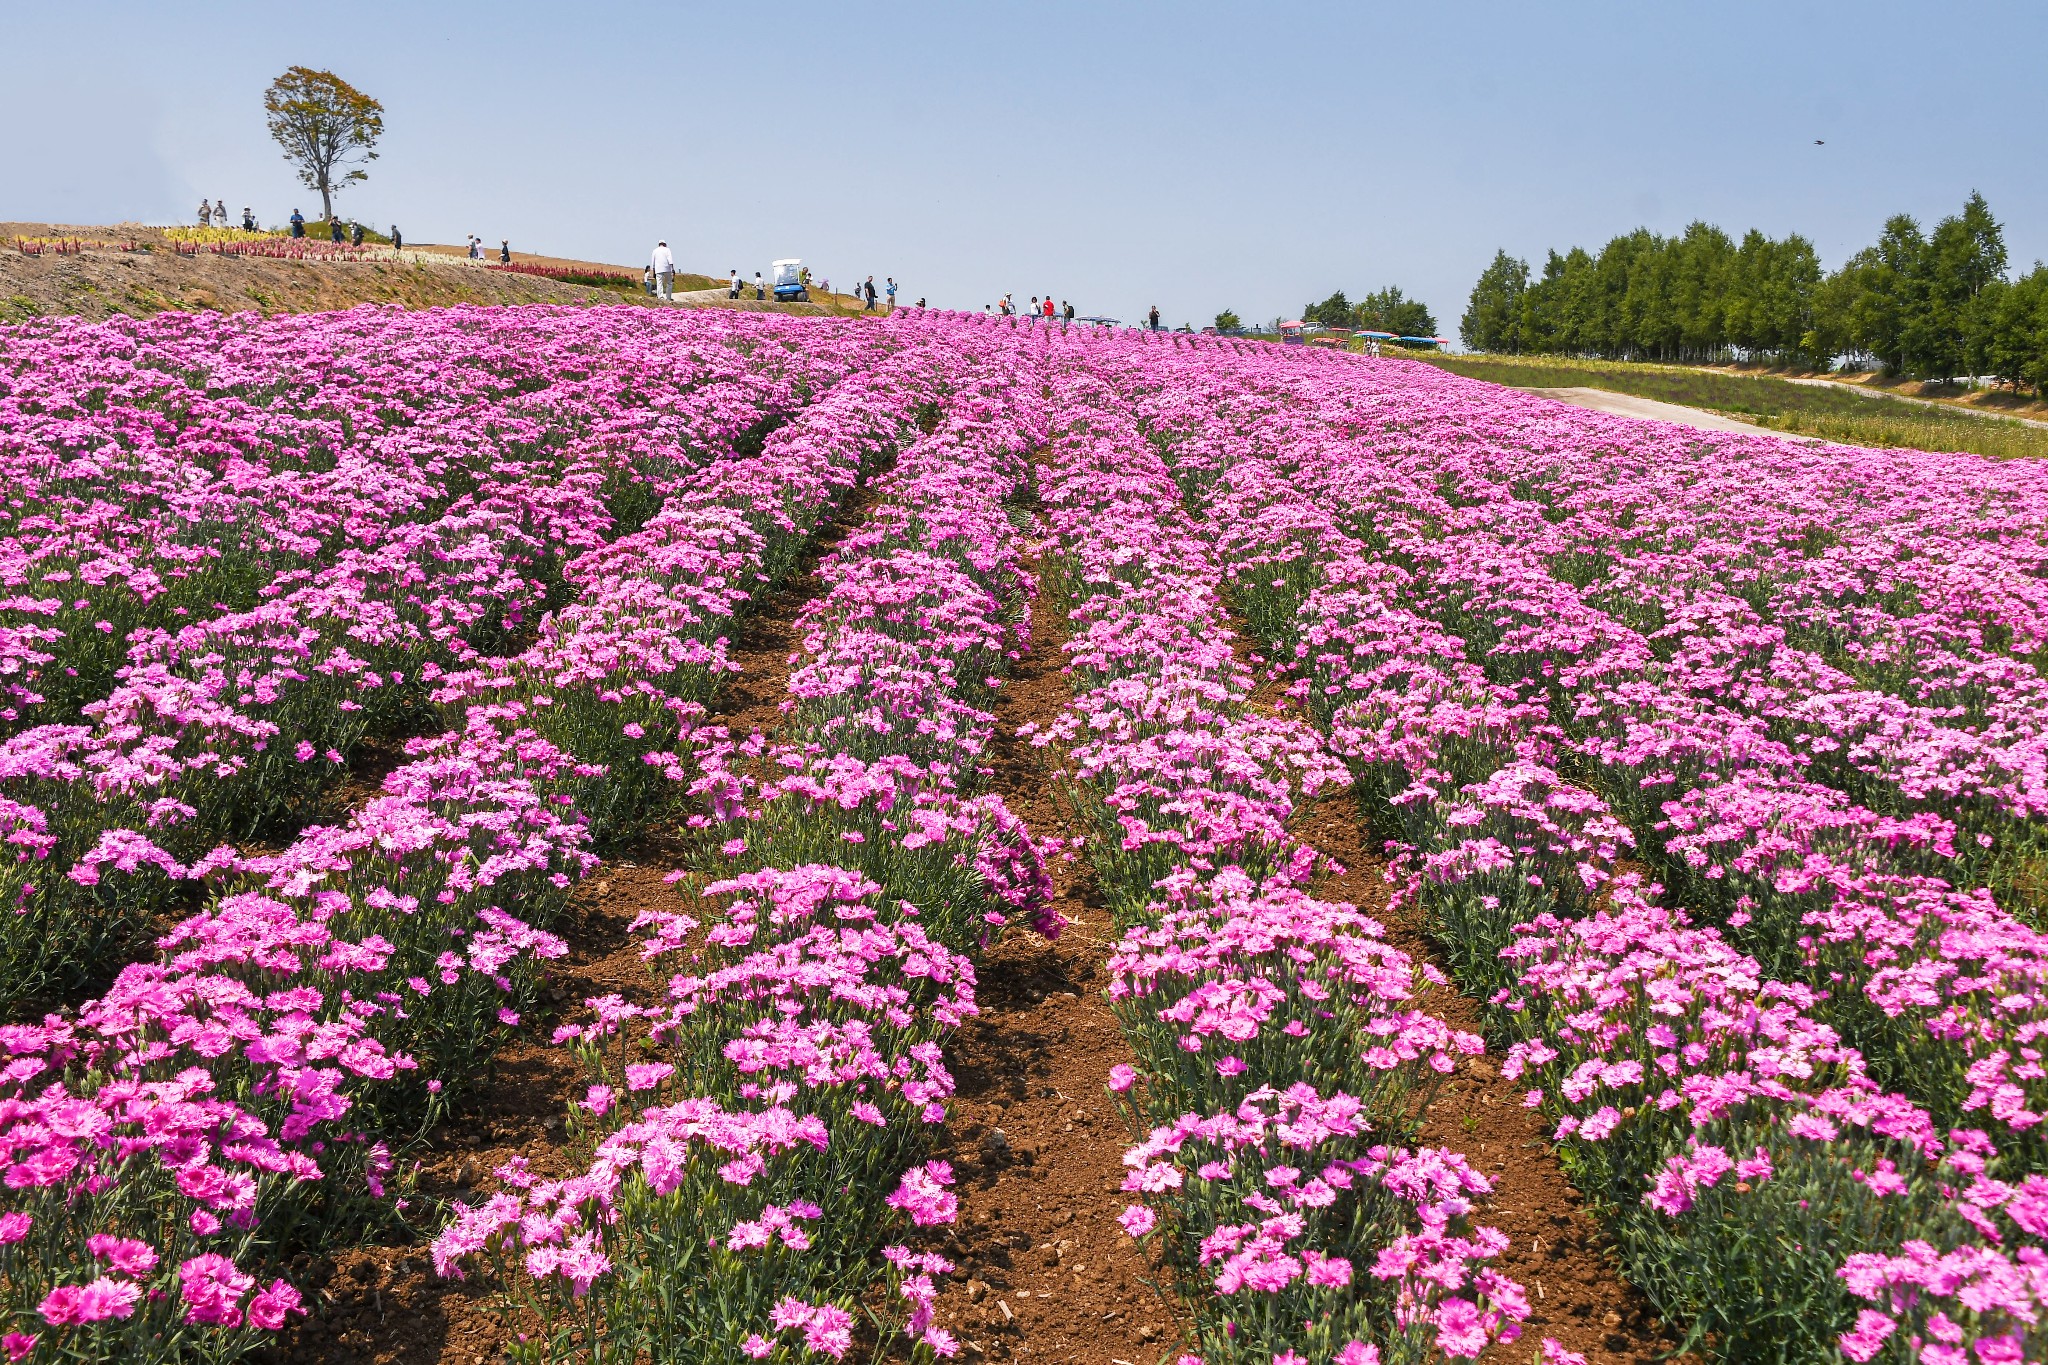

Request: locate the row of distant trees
(1459, 193), (2048, 391)
(1302, 286), (1438, 337)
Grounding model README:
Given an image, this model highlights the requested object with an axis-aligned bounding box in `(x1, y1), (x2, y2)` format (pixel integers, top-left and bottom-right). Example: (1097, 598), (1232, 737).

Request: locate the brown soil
(894, 566), (1192, 1365)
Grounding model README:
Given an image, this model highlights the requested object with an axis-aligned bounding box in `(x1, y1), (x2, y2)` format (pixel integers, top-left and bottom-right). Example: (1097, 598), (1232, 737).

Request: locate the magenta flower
(85, 1235), (157, 1277)
(39, 1277), (142, 1325)
(247, 1280), (306, 1332)
(886, 1162), (959, 1227)
(178, 1253), (256, 1327)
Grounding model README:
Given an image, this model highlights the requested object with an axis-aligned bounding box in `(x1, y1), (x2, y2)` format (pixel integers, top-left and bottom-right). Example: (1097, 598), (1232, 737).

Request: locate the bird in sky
(1815, 139), (1826, 145)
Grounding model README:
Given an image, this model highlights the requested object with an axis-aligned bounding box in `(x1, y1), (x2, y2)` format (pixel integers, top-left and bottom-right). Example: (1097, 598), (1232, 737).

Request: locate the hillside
(0, 223), (857, 321)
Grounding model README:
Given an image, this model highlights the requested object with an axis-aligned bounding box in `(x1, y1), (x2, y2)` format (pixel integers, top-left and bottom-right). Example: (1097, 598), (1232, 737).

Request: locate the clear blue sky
(6, 1), (2043, 331)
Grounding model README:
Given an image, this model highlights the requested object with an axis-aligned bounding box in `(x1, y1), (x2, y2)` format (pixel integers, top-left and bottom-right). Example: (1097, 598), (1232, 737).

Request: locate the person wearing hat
(650, 241), (675, 301)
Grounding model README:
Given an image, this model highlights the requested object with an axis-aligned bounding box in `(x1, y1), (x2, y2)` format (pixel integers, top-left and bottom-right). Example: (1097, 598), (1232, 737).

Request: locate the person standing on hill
(754, 271), (764, 300)
(728, 269), (740, 299)
(863, 276), (877, 310)
(197, 199), (212, 227)
(1148, 304), (1160, 330)
(390, 224), (402, 250)
(352, 222), (365, 247)
(500, 240), (510, 264)
(1042, 296), (1054, 319)
(330, 219), (345, 244)
(213, 200), (228, 228)
(241, 207), (256, 232)
(650, 241), (675, 301)
(1063, 300), (1075, 324)
(885, 277), (897, 310)
(290, 209), (305, 238)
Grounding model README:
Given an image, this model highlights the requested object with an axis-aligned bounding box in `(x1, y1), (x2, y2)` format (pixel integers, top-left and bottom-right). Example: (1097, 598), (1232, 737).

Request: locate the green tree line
(1459, 192), (2048, 392)
(1302, 286), (1438, 337)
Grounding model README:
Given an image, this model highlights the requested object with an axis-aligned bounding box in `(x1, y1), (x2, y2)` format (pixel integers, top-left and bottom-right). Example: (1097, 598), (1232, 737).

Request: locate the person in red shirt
(1042, 296), (1055, 317)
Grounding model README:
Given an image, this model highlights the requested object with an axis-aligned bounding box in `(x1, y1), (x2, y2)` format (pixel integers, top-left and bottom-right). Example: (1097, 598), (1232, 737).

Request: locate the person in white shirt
(650, 242), (675, 301)
(728, 269), (739, 299)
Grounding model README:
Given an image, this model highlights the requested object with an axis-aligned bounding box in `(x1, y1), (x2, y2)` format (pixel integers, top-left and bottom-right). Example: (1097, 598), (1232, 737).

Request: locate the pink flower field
(0, 302), (2042, 1365)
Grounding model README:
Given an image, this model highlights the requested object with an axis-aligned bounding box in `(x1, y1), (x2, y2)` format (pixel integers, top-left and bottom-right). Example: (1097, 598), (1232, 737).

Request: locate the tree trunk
(319, 177), (333, 223)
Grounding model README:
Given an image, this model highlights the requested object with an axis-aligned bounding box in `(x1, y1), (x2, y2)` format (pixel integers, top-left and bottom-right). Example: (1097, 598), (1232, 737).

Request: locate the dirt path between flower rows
(254, 481), (891, 1365)
(900, 560), (1193, 1365)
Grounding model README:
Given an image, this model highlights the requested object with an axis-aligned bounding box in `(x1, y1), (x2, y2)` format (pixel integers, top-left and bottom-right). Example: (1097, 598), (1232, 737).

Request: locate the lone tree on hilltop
(264, 66), (384, 223)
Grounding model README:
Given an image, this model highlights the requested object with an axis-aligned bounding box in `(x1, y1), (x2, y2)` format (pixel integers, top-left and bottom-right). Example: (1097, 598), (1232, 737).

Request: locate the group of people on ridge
(283, 210), (371, 246)
(990, 294), (1076, 324)
(194, 199), (256, 232)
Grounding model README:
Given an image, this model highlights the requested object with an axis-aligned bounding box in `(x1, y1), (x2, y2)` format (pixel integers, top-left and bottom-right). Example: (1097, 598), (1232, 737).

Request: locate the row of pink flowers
(1142, 343), (2048, 1363)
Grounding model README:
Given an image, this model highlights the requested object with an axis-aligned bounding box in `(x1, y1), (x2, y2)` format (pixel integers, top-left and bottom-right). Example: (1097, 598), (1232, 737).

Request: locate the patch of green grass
(1420, 354), (2048, 460)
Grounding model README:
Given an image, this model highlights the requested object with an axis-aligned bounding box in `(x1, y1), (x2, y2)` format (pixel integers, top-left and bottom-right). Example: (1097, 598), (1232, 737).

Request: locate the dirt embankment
(0, 223), (656, 323)
(0, 223), (866, 322)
